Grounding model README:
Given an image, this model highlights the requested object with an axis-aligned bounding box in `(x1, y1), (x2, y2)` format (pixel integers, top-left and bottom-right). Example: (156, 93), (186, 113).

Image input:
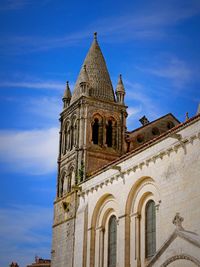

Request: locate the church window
(70, 125), (74, 150)
(108, 215), (117, 267)
(64, 122), (70, 152)
(145, 200), (156, 258)
(106, 120), (113, 147)
(62, 129), (66, 155)
(73, 121), (77, 147)
(92, 118), (99, 145)
(167, 121), (175, 129)
(152, 127), (160, 136)
(137, 134), (144, 143)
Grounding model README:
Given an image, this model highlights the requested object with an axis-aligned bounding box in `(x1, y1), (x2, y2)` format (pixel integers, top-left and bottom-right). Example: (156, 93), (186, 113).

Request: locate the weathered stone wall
(51, 192), (77, 267)
(51, 219), (75, 267)
(73, 118), (200, 267)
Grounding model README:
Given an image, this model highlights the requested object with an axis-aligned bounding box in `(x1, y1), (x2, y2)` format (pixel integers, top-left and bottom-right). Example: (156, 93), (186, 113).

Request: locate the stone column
(95, 226), (105, 267)
(117, 214), (126, 267)
(135, 213), (141, 267)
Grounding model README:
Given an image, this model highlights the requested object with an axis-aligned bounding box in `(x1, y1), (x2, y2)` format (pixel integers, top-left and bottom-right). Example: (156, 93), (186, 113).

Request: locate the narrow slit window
(108, 215), (117, 267)
(106, 120), (112, 147)
(92, 118), (99, 145)
(145, 200), (156, 258)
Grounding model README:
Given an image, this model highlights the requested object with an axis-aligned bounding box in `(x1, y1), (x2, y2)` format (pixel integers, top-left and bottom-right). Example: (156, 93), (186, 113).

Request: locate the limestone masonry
(51, 33), (200, 267)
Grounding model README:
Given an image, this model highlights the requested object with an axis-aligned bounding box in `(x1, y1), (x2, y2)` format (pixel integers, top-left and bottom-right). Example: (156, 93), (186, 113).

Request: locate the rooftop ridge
(87, 113), (200, 178)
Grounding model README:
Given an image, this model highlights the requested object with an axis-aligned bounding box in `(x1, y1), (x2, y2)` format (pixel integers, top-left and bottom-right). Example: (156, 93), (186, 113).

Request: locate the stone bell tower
(51, 33), (127, 267)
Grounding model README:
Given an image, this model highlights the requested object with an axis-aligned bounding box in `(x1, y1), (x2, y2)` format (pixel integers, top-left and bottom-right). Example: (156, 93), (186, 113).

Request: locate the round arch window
(137, 134), (144, 143)
(152, 127), (160, 136)
(167, 121), (175, 129)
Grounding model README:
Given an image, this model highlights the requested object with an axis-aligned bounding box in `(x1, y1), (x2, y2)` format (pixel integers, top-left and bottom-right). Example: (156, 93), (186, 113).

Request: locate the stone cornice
(79, 125), (200, 198)
(88, 114), (200, 178)
(60, 95), (127, 118)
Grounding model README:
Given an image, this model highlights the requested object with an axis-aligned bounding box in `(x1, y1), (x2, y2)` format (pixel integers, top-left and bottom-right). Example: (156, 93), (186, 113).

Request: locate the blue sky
(0, 0), (200, 266)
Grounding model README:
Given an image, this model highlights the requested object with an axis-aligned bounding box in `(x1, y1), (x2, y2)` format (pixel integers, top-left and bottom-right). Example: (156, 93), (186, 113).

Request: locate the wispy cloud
(138, 58), (192, 88)
(26, 97), (61, 120)
(0, 128), (59, 175)
(124, 80), (162, 129)
(127, 106), (142, 117)
(0, 31), (91, 54)
(0, 81), (64, 90)
(0, 0), (51, 11)
(1, 0), (200, 53)
(0, 205), (52, 267)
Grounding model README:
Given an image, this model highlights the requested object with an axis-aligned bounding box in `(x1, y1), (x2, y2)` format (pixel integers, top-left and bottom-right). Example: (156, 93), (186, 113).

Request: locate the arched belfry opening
(52, 33), (128, 267)
(58, 33), (127, 181)
(92, 118), (99, 145)
(106, 120), (113, 147)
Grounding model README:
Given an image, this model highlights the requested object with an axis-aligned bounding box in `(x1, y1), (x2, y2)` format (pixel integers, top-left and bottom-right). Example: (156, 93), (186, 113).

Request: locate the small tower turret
(116, 74), (125, 105)
(79, 64), (90, 96)
(62, 81), (71, 108)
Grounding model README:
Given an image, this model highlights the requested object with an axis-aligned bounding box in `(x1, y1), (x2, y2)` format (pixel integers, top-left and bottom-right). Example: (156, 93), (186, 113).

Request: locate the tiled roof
(71, 34), (115, 103)
(127, 113), (180, 135)
(88, 113), (200, 178)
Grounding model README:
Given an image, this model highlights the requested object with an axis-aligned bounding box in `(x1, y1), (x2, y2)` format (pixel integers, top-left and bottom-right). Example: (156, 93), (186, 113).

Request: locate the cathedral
(51, 33), (200, 267)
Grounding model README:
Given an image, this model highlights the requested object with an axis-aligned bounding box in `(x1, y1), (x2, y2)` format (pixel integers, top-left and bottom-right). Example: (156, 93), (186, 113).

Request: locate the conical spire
(79, 64), (89, 84)
(116, 74), (125, 93)
(115, 74), (125, 105)
(62, 81), (71, 108)
(71, 33), (115, 103)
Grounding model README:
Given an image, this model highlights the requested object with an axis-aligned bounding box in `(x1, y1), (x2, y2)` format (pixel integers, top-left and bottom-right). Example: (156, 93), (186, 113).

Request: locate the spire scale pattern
(71, 33), (115, 103)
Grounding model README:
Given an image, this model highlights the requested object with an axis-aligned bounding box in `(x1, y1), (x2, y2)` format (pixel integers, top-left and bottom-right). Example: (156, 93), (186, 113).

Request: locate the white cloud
(124, 80), (162, 129)
(127, 106), (142, 117)
(0, 81), (64, 90)
(0, 0), (51, 11)
(1, 0), (200, 53)
(0, 205), (52, 267)
(27, 97), (61, 120)
(138, 58), (192, 88)
(0, 128), (59, 175)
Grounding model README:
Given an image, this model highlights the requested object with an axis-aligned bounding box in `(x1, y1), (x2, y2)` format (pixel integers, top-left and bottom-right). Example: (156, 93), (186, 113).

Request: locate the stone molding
(146, 213), (200, 267)
(160, 254), (200, 267)
(79, 130), (200, 197)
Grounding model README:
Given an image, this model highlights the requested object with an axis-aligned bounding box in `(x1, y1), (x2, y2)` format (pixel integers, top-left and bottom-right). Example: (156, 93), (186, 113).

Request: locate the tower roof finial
(116, 74), (125, 93)
(94, 32), (97, 40)
(63, 81), (71, 100)
(71, 32), (115, 103)
(79, 64), (89, 84)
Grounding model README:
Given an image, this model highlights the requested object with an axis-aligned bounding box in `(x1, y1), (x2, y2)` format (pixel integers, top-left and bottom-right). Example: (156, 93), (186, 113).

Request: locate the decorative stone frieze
(79, 131), (200, 197)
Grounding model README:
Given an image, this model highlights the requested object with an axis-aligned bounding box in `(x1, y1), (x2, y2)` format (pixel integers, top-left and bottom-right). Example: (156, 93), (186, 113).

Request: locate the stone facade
(51, 34), (200, 267)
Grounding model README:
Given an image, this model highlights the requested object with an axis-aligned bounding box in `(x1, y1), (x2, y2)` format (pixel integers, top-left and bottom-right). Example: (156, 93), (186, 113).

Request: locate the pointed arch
(91, 113), (103, 145)
(68, 164), (76, 189)
(106, 120), (113, 147)
(65, 120), (71, 151)
(70, 115), (77, 150)
(105, 116), (117, 149)
(72, 116), (78, 148)
(59, 169), (67, 197)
